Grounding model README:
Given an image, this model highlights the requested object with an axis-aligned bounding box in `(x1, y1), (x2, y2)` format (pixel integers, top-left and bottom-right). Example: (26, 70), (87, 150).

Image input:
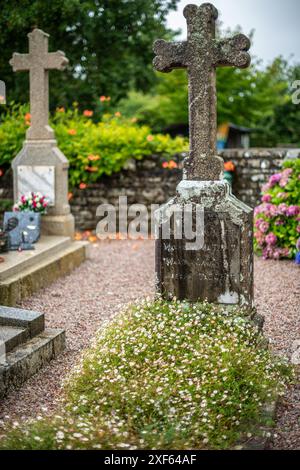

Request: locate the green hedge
(0, 104), (188, 188)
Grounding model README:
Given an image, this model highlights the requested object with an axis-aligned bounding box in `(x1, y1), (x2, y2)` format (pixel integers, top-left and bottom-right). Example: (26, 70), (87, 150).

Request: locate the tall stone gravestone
(154, 3), (254, 310)
(0, 80), (65, 397)
(10, 29), (74, 237)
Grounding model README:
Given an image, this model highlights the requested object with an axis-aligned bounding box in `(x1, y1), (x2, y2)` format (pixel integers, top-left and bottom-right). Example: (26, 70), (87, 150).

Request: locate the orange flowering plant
(224, 161), (235, 172)
(162, 160), (178, 170)
(0, 103), (188, 189)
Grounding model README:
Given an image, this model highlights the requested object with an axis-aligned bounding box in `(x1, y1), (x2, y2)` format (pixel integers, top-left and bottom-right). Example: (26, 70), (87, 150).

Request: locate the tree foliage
(0, 0), (179, 109)
(118, 57), (297, 147)
(254, 63), (300, 146)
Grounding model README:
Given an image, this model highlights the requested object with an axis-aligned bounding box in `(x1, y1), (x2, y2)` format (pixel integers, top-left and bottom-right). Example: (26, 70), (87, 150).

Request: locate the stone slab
(0, 240), (88, 306)
(17, 165), (55, 205)
(155, 180), (254, 310)
(0, 328), (65, 399)
(41, 213), (75, 238)
(0, 326), (28, 353)
(0, 306), (44, 337)
(0, 236), (71, 281)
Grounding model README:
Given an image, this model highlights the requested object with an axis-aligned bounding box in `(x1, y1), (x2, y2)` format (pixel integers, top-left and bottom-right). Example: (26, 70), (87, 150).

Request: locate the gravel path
(0, 240), (154, 422)
(255, 257), (300, 450)
(0, 241), (299, 449)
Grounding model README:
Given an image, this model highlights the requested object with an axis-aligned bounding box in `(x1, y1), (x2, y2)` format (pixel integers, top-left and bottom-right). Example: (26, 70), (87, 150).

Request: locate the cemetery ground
(0, 0), (299, 454)
(0, 239), (298, 450)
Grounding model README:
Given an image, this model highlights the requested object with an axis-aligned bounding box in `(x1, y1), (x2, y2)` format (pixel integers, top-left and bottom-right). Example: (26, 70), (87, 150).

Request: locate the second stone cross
(10, 29), (74, 237)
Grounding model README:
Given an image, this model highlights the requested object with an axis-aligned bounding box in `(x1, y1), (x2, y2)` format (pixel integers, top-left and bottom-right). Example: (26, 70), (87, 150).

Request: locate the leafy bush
(118, 58), (292, 146)
(0, 299), (291, 450)
(0, 104), (187, 188)
(254, 159), (300, 260)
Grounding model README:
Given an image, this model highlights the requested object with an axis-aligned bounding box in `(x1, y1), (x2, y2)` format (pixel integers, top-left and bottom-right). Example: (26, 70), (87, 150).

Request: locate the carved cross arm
(46, 51), (69, 70)
(214, 33), (251, 69)
(9, 53), (30, 72)
(153, 39), (188, 73)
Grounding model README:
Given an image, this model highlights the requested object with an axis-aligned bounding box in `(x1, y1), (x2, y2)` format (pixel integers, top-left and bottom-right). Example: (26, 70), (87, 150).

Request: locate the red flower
(224, 161), (235, 172)
(85, 166), (98, 173)
(168, 160), (178, 169)
(79, 183), (87, 190)
(24, 112), (31, 126)
(83, 110), (93, 117)
(162, 160), (178, 169)
(88, 154), (100, 161)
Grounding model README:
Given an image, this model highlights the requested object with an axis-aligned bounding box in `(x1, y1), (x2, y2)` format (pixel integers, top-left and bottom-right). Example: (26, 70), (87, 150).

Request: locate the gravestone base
(12, 140), (75, 238)
(41, 213), (75, 238)
(0, 306), (65, 399)
(155, 180), (254, 311)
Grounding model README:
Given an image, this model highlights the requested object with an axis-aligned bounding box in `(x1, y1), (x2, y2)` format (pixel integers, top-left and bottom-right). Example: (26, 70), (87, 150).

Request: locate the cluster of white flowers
(1, 298), (291, 450)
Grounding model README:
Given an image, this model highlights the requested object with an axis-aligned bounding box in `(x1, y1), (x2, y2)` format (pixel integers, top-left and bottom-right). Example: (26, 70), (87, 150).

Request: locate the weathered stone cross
(10, 29), (68, 141)
(153, 2), (250, 180)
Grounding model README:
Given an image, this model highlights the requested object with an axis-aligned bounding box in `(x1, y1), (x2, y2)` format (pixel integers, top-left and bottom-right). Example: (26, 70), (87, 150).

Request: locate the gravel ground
(255, 257), (300, 450)
(0, 240), (154, 422)
(0, 240), (299, 449)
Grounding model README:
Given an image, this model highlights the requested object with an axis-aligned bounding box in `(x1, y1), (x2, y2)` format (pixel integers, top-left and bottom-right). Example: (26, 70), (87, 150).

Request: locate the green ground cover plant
(0, 299), (291, 450)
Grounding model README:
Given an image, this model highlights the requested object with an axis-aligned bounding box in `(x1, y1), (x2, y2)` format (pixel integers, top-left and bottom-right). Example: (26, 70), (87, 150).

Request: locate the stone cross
(10, 29), (68, 141)
(9, 30), (75, 238)
(153, 3), (250, 180)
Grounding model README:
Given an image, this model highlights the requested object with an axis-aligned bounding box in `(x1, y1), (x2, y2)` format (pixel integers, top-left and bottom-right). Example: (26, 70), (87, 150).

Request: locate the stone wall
(1, 148), (298, 231)
(70, 148), (297, 230)
(221, 148), (299, 207)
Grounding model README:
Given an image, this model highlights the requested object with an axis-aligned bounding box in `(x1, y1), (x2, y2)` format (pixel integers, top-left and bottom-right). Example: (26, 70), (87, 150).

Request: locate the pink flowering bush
(254, 159), (300, 261)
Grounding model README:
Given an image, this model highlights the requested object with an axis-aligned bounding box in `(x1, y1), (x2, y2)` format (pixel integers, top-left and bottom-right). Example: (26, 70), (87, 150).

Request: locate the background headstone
(154, 3), (254, 310)
(10, 29), (74, 238)
(4, 212), (40, 249)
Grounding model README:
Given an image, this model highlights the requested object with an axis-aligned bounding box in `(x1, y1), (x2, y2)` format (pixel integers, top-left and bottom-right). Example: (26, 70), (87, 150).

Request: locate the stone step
(0, 236), (72, 282)
(0, 326), (28, 353)
(0, 328), (65, 399)
(0, 306), (45, 337)
(0, 239), (89, 306)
